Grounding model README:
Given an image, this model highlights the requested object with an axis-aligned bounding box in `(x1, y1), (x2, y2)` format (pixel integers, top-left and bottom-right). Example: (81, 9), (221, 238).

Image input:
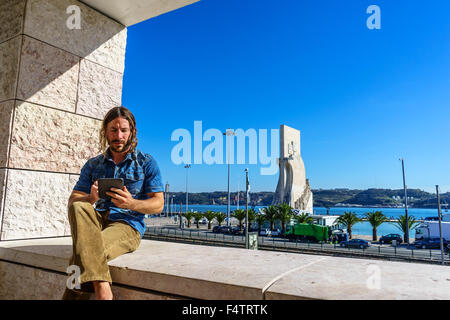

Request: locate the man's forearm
(130, 197), (164, 215)
(68, 192), (95, 208)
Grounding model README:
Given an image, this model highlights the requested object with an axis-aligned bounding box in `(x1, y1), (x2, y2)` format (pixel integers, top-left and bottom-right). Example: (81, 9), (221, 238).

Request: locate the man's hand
(89, 180), (100, 204)
(105, 188), (163, 215)
(107, 186), (136, 210)
(67, 181), (99, 208)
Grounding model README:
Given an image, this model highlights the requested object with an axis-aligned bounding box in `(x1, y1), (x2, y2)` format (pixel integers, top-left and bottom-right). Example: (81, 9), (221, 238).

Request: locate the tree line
(335, 211), (420, 242)
(179, 204), (420, 242)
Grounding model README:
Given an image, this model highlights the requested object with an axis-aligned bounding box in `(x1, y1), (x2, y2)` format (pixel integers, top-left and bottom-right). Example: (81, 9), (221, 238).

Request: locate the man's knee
(68, 201), (94, 218)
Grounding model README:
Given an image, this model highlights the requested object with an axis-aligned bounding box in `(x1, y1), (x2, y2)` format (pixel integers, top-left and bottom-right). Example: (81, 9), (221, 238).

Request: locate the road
(144, 225), (450, 265)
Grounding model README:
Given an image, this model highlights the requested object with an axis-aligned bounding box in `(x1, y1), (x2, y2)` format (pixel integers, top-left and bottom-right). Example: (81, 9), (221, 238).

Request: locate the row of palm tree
(181, 205), (420, 242)
(336, 211), (420, 242)
(180, 203), (299, 233)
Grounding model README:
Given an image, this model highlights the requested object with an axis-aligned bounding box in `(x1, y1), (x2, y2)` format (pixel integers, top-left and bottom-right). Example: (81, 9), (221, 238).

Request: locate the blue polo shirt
(73, 148), (164, 238)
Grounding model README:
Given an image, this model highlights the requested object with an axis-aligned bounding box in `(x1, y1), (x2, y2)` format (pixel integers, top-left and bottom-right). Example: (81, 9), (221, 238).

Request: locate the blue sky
(122, 0), (450, 193)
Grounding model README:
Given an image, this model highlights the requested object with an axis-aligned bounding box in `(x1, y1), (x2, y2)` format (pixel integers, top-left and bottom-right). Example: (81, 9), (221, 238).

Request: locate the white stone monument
(272, 125), (313, 213)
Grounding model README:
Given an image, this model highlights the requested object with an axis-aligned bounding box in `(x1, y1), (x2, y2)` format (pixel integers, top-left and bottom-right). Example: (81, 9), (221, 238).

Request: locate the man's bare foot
(93, 281), (113, 300)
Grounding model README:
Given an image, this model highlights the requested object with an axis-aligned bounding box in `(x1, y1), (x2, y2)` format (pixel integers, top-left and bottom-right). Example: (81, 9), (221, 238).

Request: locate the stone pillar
(0, 0), (126, 240)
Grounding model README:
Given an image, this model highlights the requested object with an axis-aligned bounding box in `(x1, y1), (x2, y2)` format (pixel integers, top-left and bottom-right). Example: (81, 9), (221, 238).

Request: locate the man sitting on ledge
(63, 106), (164, 300)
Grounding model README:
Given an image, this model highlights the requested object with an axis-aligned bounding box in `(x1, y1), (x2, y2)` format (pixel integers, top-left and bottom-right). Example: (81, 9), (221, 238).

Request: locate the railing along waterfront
(144, 226), (450, 265)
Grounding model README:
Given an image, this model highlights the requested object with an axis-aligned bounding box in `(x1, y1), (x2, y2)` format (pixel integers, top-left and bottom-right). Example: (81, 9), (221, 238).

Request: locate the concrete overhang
(79, 0), (200, 26)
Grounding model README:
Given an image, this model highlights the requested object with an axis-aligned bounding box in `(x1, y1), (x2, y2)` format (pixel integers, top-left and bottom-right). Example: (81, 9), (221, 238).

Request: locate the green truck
(285, 223), (331, 242)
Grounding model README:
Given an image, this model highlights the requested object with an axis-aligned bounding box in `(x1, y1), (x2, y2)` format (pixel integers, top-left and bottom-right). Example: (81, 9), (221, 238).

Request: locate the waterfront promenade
(144, 221), (445, 266)
(145, 215), (418, 243)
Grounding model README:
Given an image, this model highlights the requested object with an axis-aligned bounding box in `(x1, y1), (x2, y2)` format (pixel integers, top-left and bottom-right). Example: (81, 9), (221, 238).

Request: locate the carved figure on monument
(272, 125), (313, 213)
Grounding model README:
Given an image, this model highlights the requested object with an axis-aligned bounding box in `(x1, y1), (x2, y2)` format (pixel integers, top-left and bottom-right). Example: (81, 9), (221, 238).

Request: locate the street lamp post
(171, 195), (175, 215)
(245, 168), (249, 249)
(436, 185), (444, 265)
(223, 129), (235, 226)
(184, 164), (191, 213)
(400, 158), (409, 244)
(237, 181), (240, 210)
(165, 182), (169, 216)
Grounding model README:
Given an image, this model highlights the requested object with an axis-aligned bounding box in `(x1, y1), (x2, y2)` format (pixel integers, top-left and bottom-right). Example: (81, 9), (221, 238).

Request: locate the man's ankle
(93, 281), (113, 300)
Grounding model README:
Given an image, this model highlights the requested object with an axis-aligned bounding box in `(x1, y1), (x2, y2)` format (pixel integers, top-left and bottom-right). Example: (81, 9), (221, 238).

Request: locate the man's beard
(108, 137), (132, 153)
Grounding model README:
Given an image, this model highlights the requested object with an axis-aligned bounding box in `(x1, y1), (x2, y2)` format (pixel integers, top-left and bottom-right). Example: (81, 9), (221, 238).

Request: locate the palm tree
(247, 208), (256, 231)
(391, 214), (420, 243)
(178, 212), (183, 228)
(335, 211), (361, 239)
(262, 205), (278, 230)
(232, 209), (246, 231)
(183, 212), (194, 228)
(276, 203), (293, 234)
(214, 212), (226, 226)
(203, 210), (216, 230)
(255, 212), (266, 233)
(364, 210), (388, 241)
(295, 213), (313, 224)
(192, 211), (203, 229)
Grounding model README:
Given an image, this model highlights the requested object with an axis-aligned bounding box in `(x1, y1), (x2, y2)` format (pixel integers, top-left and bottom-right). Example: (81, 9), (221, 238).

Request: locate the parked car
(379, 234), (403, 244)
(259, 228), (271, 237)
(212, 226), (222, 233)
(219, 226), (232, 234)
(241, 225), (257, 232)
(192, 217), (208, 225)
(340, 239), (371, 249)
(231, 226), (241, 235)
(413, 237), (448, 249)
(270, 229), (282, 237)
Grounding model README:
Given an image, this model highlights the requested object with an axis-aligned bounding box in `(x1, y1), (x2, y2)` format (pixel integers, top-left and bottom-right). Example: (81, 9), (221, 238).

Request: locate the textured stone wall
(0, 260), (177, 300)
(0, 0), (127, 240)
(0, 260), (67, 300)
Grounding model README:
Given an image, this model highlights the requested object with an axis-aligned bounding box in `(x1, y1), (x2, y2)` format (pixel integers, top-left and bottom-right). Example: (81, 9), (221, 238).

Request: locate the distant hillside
(414, 193), (450, 208)
(165, 189), (449, 209)
(312, 189), (360, 207)
(314, 188), (449, 208)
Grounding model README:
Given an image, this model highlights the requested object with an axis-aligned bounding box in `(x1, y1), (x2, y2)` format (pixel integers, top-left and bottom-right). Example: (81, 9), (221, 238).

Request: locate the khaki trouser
(62, 201), (141, 300)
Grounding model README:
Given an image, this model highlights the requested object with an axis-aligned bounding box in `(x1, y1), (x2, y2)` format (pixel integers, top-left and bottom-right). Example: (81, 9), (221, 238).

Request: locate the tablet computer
(98, 178), (124, 200)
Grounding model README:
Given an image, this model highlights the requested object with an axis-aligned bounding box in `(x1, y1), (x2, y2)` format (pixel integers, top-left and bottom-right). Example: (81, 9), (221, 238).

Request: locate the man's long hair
(100, 106), (138, 155)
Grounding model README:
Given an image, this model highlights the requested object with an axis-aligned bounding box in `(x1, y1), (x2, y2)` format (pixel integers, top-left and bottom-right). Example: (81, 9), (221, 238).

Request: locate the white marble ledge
(0, 237), (449, 300)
